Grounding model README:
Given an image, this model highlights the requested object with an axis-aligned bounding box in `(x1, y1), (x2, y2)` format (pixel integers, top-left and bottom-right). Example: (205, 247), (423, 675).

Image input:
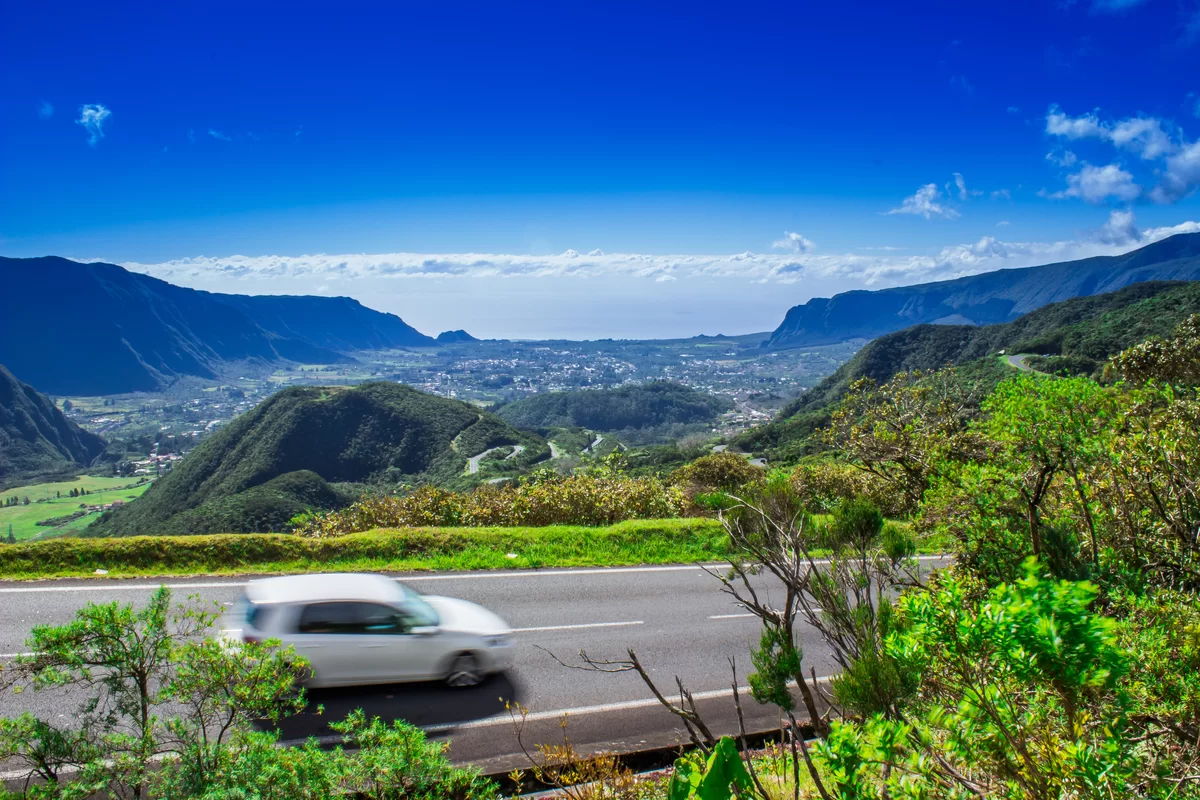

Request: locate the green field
(0, 476), (153, 541)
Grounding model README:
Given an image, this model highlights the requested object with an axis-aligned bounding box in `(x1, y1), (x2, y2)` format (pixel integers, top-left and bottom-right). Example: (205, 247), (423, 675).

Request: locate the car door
(288, 601), (380, 686)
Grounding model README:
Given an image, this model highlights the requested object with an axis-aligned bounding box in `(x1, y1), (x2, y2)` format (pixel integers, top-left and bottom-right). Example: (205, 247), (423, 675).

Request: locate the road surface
(548, 442), (562, 459)
(0, 558), (941, 772)
(466, 446), (511, 475)
(1005, 354), (1036, 372)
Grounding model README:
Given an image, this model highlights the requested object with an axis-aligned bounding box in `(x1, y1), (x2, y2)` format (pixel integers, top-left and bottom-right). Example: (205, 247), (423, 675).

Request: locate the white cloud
(1110, 117), (1175, 159)
(208, 129), (231, 141)
(75, 104), (111, 146)
(1097, 209), (1139, 244)
(885, 183), (960, 219)
(1007, 105), (1021, 114)
(991, 189), (1012, 199)
(1046, 149), (1078, 167)
(1049, 163), (1140, 203)
(1046, 105), (1176, 160)
(1151, 140), (1200, 203)
(950, 172), (982, 200)
(122, 211), (1199, 299)
(771, 231), (816, 253)
(996, 220), (1011, 226)
(1046, 106), (1106, 139)
(37, 101), (54, 119)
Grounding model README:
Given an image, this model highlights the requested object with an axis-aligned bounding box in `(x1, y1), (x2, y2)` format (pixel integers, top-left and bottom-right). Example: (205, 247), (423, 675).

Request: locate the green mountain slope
(743, 280), (1200, 459)
(90, 382), (539, 535)
(497, 382), (731, 433)
(0, 364), (107, 490)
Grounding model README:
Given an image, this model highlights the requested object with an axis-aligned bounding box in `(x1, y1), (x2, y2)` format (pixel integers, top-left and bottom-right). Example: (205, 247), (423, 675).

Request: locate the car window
(245, 602), (278, 632)
(296, 602), (405, 634)
(395, 583), (441, 627)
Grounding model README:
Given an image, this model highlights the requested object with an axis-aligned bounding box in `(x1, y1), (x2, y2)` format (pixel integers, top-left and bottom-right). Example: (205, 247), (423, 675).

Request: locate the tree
(824, 369), (986, 513)
(1108, 312), (1200, 389)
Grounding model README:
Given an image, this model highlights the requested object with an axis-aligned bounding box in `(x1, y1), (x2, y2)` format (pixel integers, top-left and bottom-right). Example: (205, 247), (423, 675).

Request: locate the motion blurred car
(221, 573), (512, 688)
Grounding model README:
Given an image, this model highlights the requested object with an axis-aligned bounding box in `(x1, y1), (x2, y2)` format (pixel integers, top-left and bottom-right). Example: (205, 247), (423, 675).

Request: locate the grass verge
(0, 518), (728, 580)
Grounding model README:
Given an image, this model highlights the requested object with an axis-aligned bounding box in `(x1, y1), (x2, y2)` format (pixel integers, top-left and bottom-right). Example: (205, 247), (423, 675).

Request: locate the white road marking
(513, 620), (643, 633)
(709, 606), (820, 620)
(0, 556), (946, 594)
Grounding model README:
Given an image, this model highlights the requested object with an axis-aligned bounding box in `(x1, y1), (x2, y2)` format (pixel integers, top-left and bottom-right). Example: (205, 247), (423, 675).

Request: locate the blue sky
(4, 0), (1200, 338)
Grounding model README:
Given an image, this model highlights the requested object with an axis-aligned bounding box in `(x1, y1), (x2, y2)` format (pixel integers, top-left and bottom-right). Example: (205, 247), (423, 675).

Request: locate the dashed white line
(513, 620), (644, 633)
(708, 613), (758, 620)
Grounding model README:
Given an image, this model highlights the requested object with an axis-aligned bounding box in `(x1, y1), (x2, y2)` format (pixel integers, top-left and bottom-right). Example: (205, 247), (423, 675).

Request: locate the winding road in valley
(1006, 353), (1036, 372)
(0, 560), (946, 773)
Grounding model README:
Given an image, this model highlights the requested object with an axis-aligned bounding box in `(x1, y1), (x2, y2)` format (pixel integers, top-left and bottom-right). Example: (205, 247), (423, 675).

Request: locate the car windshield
(396, 583), (440, 627)
(232, 594), (278, 632)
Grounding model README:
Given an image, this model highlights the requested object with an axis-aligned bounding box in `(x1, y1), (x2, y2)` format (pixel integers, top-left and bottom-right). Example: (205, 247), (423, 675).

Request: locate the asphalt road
(0, 560), (942, 771)
(1006, 353), (1035, 371)
(465, 446), (507, 475)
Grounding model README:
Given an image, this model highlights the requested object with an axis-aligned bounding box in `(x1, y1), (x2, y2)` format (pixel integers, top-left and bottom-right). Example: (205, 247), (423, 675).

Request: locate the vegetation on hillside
(0, 363), (107, 491)
(293, 458), (684, 535)
(496, 381), (730, 441)
(743, 280), (1200, 461)
(90, 382), (544, 536)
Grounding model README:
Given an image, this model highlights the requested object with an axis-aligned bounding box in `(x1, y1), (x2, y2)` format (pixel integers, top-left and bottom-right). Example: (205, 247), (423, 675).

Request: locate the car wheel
(445, 653), (483, 688)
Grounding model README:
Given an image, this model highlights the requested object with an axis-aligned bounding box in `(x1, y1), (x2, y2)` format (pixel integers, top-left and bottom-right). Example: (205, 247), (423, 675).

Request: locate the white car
(221, 573), (513, 688)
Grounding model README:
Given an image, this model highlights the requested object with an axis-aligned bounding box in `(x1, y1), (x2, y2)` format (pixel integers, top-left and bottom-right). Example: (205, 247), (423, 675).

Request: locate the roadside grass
(0, 518), (730, 580)
(0, 477), (153, 541)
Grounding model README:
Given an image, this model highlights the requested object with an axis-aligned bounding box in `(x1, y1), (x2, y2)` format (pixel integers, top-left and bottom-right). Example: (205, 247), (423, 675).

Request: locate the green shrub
(294, 470), (683, 537)
(0, 518), (724, 579)
(789, 461), (910, 518)
(668, 452), (764, 492)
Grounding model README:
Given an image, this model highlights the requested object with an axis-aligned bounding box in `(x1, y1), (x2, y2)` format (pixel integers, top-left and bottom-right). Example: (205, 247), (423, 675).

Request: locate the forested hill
(90, 382), (541, 536)
(0, 256), (436, 395)
(0, 363), (106, 490)
(496, 381), (731, 432)
(742, 280), (1200, 459)
(765, 232), (1200, 350)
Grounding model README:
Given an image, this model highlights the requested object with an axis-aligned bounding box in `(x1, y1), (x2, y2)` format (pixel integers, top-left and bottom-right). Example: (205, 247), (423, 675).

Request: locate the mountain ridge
(0, 256), (436, 395)
(765, 232), (1200, 350)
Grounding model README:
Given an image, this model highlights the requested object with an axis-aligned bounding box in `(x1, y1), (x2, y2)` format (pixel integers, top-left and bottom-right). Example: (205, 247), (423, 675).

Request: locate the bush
(295, 470), (683, 537)
(789, 461), (911, 518)
(669, 452), (764, 492)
